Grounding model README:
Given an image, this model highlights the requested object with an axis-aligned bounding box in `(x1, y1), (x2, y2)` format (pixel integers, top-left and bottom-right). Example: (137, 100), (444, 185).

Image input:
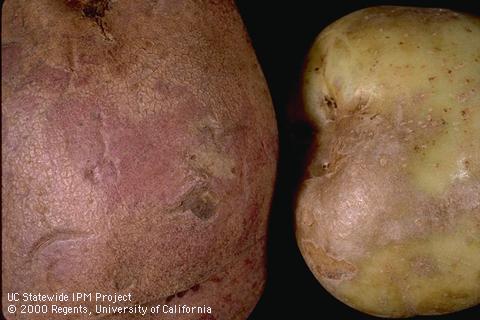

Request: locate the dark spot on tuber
(191, 284), (200, 292)
(324, 96), (337, 109)
(84, 161), (118, 185)
(66, 0), (114, 41)
(209, 276), (223, 283)
(165, 294), (175, 304)
(465, 160), (470, 168)
(176, 290), (188, 298)
(66, 0), (111, 18)
(164, 284), (201, 304)
(320, 96), (339, 121)
(174, 184), (217, 220)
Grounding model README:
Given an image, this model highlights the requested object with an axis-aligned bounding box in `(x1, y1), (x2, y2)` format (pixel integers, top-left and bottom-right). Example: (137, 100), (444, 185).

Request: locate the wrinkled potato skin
(2, 1), (277, 319)
(296, 6), (480, 318)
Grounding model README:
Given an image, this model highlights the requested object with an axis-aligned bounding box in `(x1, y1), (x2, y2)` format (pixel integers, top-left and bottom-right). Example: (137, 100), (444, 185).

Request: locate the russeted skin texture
(296, 6), (480, 318)
(2, 1), (278, 319)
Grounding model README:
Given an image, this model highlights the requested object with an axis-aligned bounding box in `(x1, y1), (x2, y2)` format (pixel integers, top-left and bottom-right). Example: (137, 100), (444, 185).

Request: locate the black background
(235, 1), (480, 319)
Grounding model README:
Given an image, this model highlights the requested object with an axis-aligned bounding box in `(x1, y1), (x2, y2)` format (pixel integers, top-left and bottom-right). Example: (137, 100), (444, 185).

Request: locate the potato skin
(1, 1), (277, 319)
(296, 6), (480, 318)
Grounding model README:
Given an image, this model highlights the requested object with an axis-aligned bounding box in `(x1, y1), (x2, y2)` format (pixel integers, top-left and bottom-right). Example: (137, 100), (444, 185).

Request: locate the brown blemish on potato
(173, 184), (218, 220)
(65, 0), (111, 18)
(302, 241), (356, 280)
(34, 203), (49, 215)
(209, 275), (223, 283)
(188, 117), (241, 179)
(321, 96), (338, 121)
(176, 289), (188, 298)
(84, 160), (118, 185)
(190, 150), (236, 179)
(191, 283), (201, 291)
(65, 0), (114, 41)
(112, 266), (136, 290)
(159, 282), (204, 304)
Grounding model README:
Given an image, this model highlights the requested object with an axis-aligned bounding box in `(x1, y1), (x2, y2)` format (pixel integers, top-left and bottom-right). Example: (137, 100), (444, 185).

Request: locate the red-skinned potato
(1, 1), (277, 319)
(295, 6), (480, 318)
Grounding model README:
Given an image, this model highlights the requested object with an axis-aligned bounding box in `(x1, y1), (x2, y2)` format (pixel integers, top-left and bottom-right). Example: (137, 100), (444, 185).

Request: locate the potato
(295, 6), (480, 317)
(2, 1), (277, 319)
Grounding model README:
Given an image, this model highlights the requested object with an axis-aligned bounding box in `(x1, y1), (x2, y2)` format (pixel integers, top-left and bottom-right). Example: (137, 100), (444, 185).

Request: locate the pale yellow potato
(296, 6), (480, 318)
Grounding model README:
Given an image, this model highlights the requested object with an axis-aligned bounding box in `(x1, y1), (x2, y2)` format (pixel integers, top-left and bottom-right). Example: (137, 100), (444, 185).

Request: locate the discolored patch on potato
(163, 283), (202, 303)
(301, 241), (356, 281)
(173, 184), (218, 220)
(189, 151), (236, 179)
(322, 213), (480, 317)
(83, 160), (118, 185)
(65, 0), (111, 18)
(65, 0), (114, 41)
(112, 265), (137, 291)
(28, 230), (93, 263)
